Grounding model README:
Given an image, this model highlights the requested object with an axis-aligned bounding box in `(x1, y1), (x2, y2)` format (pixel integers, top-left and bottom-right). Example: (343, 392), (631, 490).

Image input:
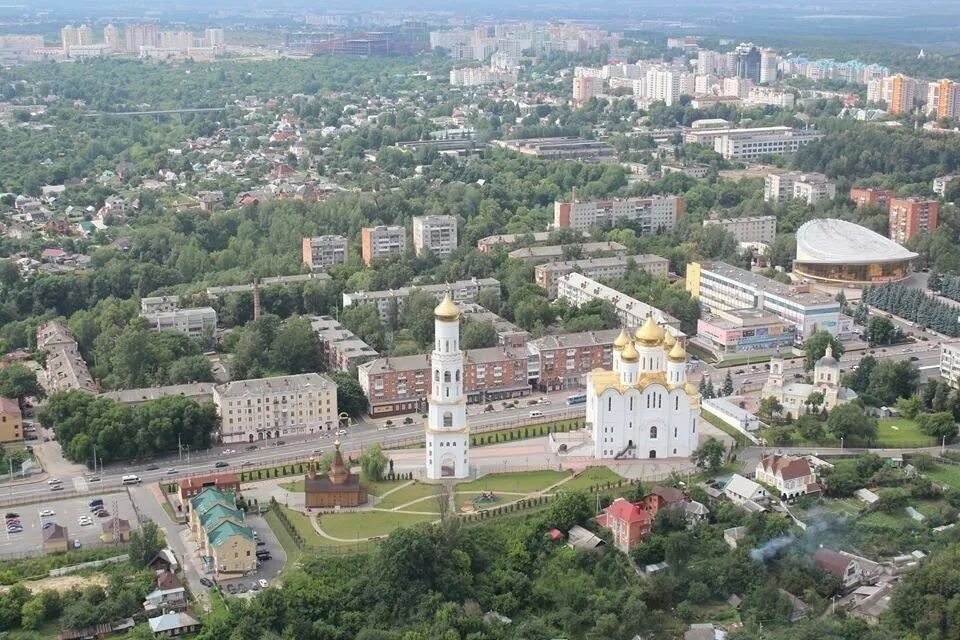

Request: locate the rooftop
(215, 373), (334, 398)
(535, 254), (666, 273)
(0, 396), (19, 415)
(100, 383), (213, 405)
(507, 241), (627, 260)
(796, 219), (919, 265)
(696, 261), (838, 306)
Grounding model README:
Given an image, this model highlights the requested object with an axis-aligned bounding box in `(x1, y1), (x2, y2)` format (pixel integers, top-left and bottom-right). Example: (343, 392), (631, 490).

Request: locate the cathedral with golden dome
(585, 315), (701, 460)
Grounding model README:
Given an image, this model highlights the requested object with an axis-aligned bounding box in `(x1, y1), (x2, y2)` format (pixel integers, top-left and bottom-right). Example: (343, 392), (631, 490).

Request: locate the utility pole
(178, 433), (182, 462)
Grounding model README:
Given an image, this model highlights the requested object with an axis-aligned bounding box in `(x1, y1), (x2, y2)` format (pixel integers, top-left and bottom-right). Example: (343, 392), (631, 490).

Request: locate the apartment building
(939, 342), (960, 389)
(702, 216), (776, 244)
(553, 195), (685, 233)
(458, 303), (530, 348)
(412, 215), (458, 257)
(214, 373), (338, 443)
(0, 397), (22, 443)
(360, 225), (406, 265)
(36, 322), (97, 395)
(476, 230), (588, 253)
(507, 241), (628, 263)
(933, 175), (958, 197)
(557, 272), (682, 333)
(764, 172), (834, 204)
(888, 197), (939, 244)
(342, 277), (501, 323)
(357, 347), (529, 416)
(309, 316), (379, 372)
(573, 75), (603, 105)
(527, 328), (620, 390)
(849, 187), (895, 208)
(699, 127), (822, 160)
(140, 295), (180, 314)
(142, 307), (217, 339)
(686, 261), (842, 337)
(302, 235), (348, 271)
(887, 74), (918, 115)
(927, 80), (960, 120)
(535, 254), (669, 298)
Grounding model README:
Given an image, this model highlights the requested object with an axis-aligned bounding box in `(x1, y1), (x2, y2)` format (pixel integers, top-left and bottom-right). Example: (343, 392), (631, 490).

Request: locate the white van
(121, 474), (141, 485)
(529, 410), (544, 418)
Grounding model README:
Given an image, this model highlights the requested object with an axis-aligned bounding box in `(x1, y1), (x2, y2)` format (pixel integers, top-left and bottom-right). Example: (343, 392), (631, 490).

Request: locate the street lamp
(840, 435), (844, 454)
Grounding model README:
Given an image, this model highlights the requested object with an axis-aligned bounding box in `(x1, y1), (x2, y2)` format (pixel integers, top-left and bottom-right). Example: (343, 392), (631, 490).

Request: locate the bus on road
(566, 393), (587, 405)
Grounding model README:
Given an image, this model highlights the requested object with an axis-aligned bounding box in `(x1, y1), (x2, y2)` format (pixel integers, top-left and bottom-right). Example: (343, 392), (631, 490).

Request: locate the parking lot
(210, 513), (285, 599)
(1, 490), (140, 555)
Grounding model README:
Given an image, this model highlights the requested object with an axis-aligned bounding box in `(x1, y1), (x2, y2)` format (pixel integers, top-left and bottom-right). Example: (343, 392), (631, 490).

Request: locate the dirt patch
(0, 573), (108, 593)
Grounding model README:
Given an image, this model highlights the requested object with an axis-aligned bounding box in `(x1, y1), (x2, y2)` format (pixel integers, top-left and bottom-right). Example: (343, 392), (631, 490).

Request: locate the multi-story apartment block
(360, 225), (406, 265)
(686, 261), (843, 337)
(342, 278), (501, 323)
(887, 74), (918, 115)
(507, 241), (628, 263)
(702, 216), (776, 244)
(535, 254), (669, 298)
(358, 346), (530, 416)
(711, 127), (824, 160)
(527, 329), (620, 390)
(458, 303), (530, 348)
(125, 24), (159, 52)
(140, 295), (181, 314)
(759, 48), (778, 83)
(722, 76), (753, 99)
(763, 171), (792, 203)
(849, 187), (895, 208)
(302, 235), (348, 271)
(557, 272), (683, 333)
(888, 197), (939, 244)
(310, 316), (379, 372)
(573, 75), (603, 105)
(103, 24), (121, 51)
(763, 171), (834, 204)
(214, 373), (338, 443)
(939, 342), (960, 389)
(926, 80), (960, 120)
(36, 322), (97, 394)
(142, 307), (217, 339)
(553, 195), (685, 233)
(476, 231), (587, 253)
(0, 397), (22, 443)
(412, 215), (458, 257)
(933, 175), (958, 197)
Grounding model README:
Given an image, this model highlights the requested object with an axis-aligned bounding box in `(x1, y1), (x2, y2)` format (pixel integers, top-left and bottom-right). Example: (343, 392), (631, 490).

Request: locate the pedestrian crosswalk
(72, 477), (88, 493)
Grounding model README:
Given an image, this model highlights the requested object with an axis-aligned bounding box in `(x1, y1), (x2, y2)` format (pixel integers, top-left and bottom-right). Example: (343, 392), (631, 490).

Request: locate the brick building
(527, 328), (620, 390)
(849, 187), (894, 209)
(360, 225), (406, 265)
(302, 235), (348, 271)
(889, 197), (939, 244)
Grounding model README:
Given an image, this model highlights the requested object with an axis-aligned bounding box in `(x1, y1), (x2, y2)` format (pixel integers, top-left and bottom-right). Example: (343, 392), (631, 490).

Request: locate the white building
(940, 342), (960, 388)
(755, 454), (818, 500)
(553, 195), (684, 233)
(343, 278), (501, 323)
(702, 215), (776, 244)
(746, 86), (794, 109)
(724, 474), (768, 506)
(140, 295), (180, 314)
(141, 307), (217, 339)
(425, 295), (470, 479)
(585, 318), (699, 460)
(535, 254), (669, 299)
(713, 127), (824, 160)
(412, 215), (458, 257)
(761, 347), (857, 413)
(933, 175), (958, 197)
(558, 272), (683, 334)
(764, 171), (834, 204)
(214, 373), (338, 444)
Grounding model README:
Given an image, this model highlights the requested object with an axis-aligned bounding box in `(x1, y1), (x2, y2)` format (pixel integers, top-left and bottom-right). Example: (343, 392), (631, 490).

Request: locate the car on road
(199, 578), (214, 588)
(50, 485), (64, 492)
(251, 582), (260, 591)
(47, 478), (61, 485)
(258, 579), (268, 588)
(39, 509), (54, 517)
(215, 461), (229, 468)
(257, 554), (272, 562)
(256, 540), (266, 546)
(4, 513), (19, 519)
(78, 517), (92, 526)
(336, 430), (346, 436)
(6, 526), (22, 533)
(735, 369), (745, 375)
(42, 521), (55, 529)
(246, 445), (258, 451)
(276, 440), (285, 446)
(226, 584), (237, 594)
(910, 356), (919, 361)
(166, 468), (177, 475)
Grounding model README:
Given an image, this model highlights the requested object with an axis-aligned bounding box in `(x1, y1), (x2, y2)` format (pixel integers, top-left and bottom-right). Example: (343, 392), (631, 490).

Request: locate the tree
(722, 371), (734, 396)
(865, 360), (920, 407)
(803, 331), (844, 371)
(917, 412), (959, 443)
(0, 364), (39, 399)
(758, 396), (783, 421)
(691, 437), (725, 471)
(129, 521), (164, 566)
(331, 373), (367, 417)
(460, 320), (497, 349)
(545, 490), (592, 531)
(806, 390), (825, 413)
(359, 443), (388, 482)
(270, 316), (323, 374)
(826, 403), (878, 446)
(866, 316), (897, 345)
(895, 395), (922, 419)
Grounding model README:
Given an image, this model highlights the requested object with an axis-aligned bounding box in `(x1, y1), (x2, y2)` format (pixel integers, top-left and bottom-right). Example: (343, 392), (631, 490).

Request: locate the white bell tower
(425, 294), (470, 480)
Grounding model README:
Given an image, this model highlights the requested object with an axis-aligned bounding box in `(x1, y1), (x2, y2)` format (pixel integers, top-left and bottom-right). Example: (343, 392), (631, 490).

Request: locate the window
(434, 370), (439, 382)
(607, 398), (612, 411)
(444, 371), (451, 383)
(443, 412), (453, 427)
(650, 426), (658, 439)
(455, 370), (460, 381)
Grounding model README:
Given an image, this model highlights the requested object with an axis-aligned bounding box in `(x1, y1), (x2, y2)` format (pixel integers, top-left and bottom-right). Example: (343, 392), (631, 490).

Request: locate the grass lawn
(559, 466), (624, 492)
(455, 491), (505, 512)
(457, 470), (568, 493)
(375, 482), (441, 509)
(875, 419), (936, 447)
(914, 499), (948, 519)
(859, 511), (914, 531)
(318, 511), (435, 539)
(923, 462), (960, 488)
(262, 508), (303, 576)
(363, 478), (407, 497)
(702, 410), (753, 447)
(280, 480), (304, 492)
(471, 419), (583, 447)
(819, 498), (864, 517)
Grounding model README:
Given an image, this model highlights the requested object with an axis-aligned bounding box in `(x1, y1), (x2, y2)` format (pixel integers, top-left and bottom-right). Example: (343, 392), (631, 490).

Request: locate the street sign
(20, 459), (34, 474)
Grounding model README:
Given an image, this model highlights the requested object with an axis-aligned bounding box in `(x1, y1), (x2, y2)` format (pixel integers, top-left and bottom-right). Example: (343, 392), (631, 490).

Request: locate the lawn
(470, 419), (583, 447)
(858, 511), (914, 532)
(375, 482), (441, 510)
(262, 508), (303, 574)
(455, 491), (505, 512)
(559, 466), (624, 492)
(456, 470), (569, 493)
(875, 419), (936, 448)
(280, 480), (304, 492)
(317, 511), (435, 540)
(363, 478), (407, 497)
(922, 462), (960, 488)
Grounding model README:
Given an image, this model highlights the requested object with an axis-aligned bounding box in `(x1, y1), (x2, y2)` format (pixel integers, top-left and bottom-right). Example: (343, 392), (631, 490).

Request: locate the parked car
(199, 578), (214, 588)
(166, 468), (177, 475)
(96, 510), (110, 518)
(42, 521), (55, 529)
(89, 499), (104, 507)
(237, 584), (248, 593)
(257, 554), (272, 562)
(145, 464), (158, 471)
(72, 539), (81, 549)
(336, 429), (347, 436)
(276, 440), (285, 446)
(258, 579), (268, 588)
(256, 540), (266, 546)
(6, 526), (22, 533)
(215, 461), (229, 468)
(39, 509), (54, 517)
(246, 445), (258, 451)
(4, 513), (19, 519)
(250, 582), (260, 591)
(226, 584), (237, 594)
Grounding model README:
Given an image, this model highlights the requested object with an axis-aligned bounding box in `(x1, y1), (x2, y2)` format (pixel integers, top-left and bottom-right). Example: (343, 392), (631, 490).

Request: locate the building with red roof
(595, 497), (653, 552)
(755, 454), (817, 500)
(177, 472), (240, 502)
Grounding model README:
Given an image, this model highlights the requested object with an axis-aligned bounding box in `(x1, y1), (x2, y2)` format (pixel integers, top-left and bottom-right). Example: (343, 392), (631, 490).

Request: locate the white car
(258, 579), (268, 588)
(78, 518), (92, 526)
(39, 509), (55, 517)
(46, 478), (61, 485)
(166, 468), (177, 475)
(336, 429), (347, 436)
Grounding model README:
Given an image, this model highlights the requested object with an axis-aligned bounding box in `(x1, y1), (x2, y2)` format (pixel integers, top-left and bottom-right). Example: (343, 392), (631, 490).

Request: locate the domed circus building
(793, 219), (918, 286)
(585, 316), (701, 460)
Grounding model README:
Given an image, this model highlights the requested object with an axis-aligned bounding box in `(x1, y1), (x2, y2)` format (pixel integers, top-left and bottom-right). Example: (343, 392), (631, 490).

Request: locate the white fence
(49, 554), (129, 577)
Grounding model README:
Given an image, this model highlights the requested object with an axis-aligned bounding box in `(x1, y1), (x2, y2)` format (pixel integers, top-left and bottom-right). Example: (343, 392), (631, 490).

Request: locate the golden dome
(621, 340), (640, 363)
(634, 314), (664, 346)
(613, 329), (630, 350)
(668, 340), (686, 362)
(434, 294), (460, 322)
(684, 382), (699, 396)
(663, 332), (676, 348)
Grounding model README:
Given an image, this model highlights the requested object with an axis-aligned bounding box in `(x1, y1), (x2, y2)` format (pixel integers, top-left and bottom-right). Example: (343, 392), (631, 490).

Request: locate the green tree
(460, 320), (497, 349)
(826, 403), (878, 446)
(867, 316), (897, 345)
(359, 443), (388, 482)
(917, 412), (959, 443)
(0, 364), (39, 399)
(331, 373), (367, 417)
(545, 490), (592, 531)
(270, 316), (323, 374)
(758, 396), (783, 421)
(803, 331), (844, 371)
(691, 437), (725, 471)
(722, 371), (734, 396)
(129, 521), (165, 567)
